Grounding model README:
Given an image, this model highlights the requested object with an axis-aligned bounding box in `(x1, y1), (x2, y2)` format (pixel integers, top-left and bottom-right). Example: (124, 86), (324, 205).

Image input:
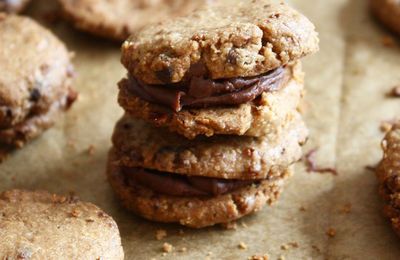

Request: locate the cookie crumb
(382, 35), (396, 47)
(280, 244), (289, 250)
(207, 251), (213, 256)
(179, 247), (187, 252)
(241, 222), (248, 228)
(339, 203), (352, 214)
(248, 254), (269, 260)
(278, 255), (286, 260)
(326, 227), (336, 238)
(87, 145), (95, 156)
(388, 85), (400, 97)
(380, 120), (396, 133)
(162, 242), (173, 253)
(238, 242), (248, 250)
(223, 221), (237, 230)
(288, 242), (299, 248)
(155, 229), (167, 240)
(304, 148), (337, 175)
(299, 206), (306, 212)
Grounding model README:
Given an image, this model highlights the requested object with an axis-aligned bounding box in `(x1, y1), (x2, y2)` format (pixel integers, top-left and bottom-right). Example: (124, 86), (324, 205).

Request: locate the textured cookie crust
(0, 189), (124, 259)
(371, 0), (400, 35)
(121, 0), (319, 84)
(377, 123), (400, 236)
(59, 0), (208, 41)
(111, 112), (308, 180)
(107, 153), (290, 228)
(119, 61), (304, 139)
(0, 14), (76, 146)
(0, 0), (31, 13)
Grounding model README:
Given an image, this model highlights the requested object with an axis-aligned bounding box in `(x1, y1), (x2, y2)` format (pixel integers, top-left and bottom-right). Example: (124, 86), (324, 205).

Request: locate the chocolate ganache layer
(123, 167), (258, 197)
(119, 66), (288, 112)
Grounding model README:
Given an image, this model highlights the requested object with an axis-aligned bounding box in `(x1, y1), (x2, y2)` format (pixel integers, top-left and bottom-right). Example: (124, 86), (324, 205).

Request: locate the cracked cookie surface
(0, 189), (124, 259)
(122, 0), (319, 84)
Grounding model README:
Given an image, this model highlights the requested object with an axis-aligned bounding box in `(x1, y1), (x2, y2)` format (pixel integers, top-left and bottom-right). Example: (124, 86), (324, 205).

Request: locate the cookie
(377, 123), (400, 236)
(371, 0), (400, 35)
(0, 14), (77, 148)
(0, 0), (31, 13)
(59, 0), (208, 41)
(121, 0), (319, 84)
(107, 150), (290, 228)
(111, 112), (308, 180)
(0, 189), (124, 259)
(119, 60), (304, 139)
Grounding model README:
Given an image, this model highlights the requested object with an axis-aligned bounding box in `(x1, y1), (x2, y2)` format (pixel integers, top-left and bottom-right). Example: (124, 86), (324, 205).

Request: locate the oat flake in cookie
(0, 0), (31, 13)
(0, 189), (124, 259)
(59, 0), (209, 41)
(119, 0), (318, 138)
(0, 14), (77, 149)
(377, 123), (400, 236)
(371, 0), (400, 35)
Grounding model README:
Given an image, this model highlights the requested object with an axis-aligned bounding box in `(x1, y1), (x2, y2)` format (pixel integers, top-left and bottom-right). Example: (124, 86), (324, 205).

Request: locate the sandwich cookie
(59, 0), (209, 41)
(119, 0), (318, 138)
(108, 149), (291, 228)
(371, 0), (400, 35)
(377, 123), (400, 236)
(0, 189), (124, 259)
(0, 14), (77, 149)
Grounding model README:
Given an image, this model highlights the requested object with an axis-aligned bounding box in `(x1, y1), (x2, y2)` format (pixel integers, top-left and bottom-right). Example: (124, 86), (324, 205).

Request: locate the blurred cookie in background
(0, 14), (77, 151)
(0, 189), (124, 259)
(59, 0), (211, 41)
(0, 0), (31, 13)
(371, 0), (400, 35)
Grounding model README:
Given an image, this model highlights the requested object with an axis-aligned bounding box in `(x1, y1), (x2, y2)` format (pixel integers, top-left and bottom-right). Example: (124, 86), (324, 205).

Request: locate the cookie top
(0, 189), (124, 259)
(0, 0), (31, 13)
(122, 0), (319, 84)
(377, 123), (400, 236)
(0, 14), (74, 128)
(111, 112), (308, 180)
(371, 0), (400, 35)
(59, 0), (208, 41)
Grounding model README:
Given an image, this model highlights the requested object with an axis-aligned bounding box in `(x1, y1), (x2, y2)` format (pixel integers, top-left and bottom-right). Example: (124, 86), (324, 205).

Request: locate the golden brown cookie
(0, 0), (31, 13)
(0, 14), (77, 148)
(119, 61), (304, 139)
(107, 150), (290, 228)
(111, 112), (308, 180)
(121, 0), (319, 84)
(59, 0), (209, 41)
(371, 0), (400, 35)
(377, 123), (400, 236)
(0, 189), (124, 259)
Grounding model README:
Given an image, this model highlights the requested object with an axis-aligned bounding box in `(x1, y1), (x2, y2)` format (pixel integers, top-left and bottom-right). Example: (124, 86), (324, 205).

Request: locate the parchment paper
(1, 0), (400, 259)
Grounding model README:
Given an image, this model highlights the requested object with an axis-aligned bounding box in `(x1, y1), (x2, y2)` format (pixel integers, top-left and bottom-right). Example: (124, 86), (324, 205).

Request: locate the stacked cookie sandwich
(107, 0), (319, 228)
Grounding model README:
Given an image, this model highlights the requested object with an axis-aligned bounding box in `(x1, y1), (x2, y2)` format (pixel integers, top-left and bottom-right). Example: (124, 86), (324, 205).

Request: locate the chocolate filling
(122, 167), (257, 197)
(120, 66), (288, 112)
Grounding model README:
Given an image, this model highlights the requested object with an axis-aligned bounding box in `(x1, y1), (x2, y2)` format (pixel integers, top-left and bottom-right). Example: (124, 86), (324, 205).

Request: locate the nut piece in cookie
(371, 0), (400, 35)
(0, 0), (31, 13)
(377, 122), (400, 236)
(0, 189), (124, 259)
(119, 0), (318, 138)
(59, 0), (209, 41)
(0, 14), (77, 149)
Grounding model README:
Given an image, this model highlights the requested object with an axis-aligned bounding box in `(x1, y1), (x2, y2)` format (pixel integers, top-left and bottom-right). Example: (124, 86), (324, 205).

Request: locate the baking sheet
(1, 0), (400, 259)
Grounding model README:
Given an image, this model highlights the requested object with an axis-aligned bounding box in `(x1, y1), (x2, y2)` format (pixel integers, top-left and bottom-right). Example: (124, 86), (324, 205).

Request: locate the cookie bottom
(0, 88), (77, 148)
(371, 0), (400, 35)
(107, 151), (291, 228)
